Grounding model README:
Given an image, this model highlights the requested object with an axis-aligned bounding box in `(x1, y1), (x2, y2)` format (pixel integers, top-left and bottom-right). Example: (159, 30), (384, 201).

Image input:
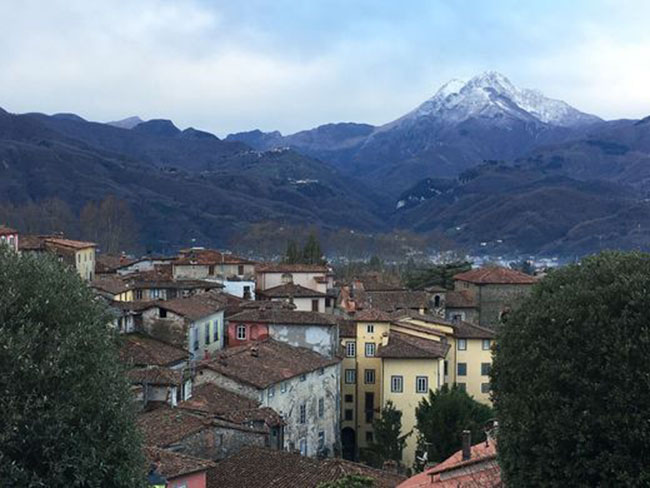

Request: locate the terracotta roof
(206, 446), (405, 488)
(227, 309), (337, 326)
(454, 267), (537, 285)
(365, 290), (429, 312)
(138, 406), (208, 447)
(453, 321), (496, 339)
(92, 275), (131, 295)
(44, 237), (96, 250)
(201, 339), (340, 389)
(445, 290), (477, 309)
(0, 225), (16, 236)
(398, 440), (501, 487)
(18, 234), (48, 251)
(257, 283), (326, 298)
(127, 366), (183, 386)
(145, 446), (215, 480)
(377, 331), (449, 359)
(175, 249), (255, 266)
(154, 294), (227, 321)
(120, 334), (189, 367)
(95, 254), (136, 273)
(178, 383), (258, 417)
(256, 263), (330, 273)
(354, 308), (394, 322)
(338, 319), (357, 338)
(220, 406), (285, 428)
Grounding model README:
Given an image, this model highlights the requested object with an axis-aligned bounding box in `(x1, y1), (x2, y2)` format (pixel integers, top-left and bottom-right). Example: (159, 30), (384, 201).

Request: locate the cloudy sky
(1, 0), (649, 135)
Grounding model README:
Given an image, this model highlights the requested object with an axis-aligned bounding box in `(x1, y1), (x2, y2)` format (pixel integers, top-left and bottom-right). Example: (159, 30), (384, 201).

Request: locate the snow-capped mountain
(397, 71), (601, 128)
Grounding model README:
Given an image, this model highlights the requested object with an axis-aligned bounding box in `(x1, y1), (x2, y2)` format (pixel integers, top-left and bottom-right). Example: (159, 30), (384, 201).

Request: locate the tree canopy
(492, 251), (650, 486)
(415, 384), (493, 467)
(0, 248), (146, 486)
(364, 401), (410, 468)
(403, 261), (471, 290)
(284, 232), (325, 265)
(317, 474), (374, 488)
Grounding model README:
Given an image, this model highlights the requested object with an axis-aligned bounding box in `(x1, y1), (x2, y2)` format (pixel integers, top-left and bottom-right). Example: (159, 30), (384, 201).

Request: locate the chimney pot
(462, 430), (471, 461)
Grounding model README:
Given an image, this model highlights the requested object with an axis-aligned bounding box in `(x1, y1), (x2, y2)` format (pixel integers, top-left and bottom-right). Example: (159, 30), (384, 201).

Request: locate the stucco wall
(267, 324), (337, 357)
(167, 471), (206, 488)
(258, 272), (327, 293)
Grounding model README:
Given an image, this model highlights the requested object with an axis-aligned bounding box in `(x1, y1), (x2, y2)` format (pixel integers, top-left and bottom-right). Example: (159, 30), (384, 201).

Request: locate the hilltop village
(0, 225), (537, 487)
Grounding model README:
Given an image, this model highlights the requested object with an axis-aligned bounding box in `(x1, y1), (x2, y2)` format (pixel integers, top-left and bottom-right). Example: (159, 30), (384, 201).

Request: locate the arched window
(434, 295), (441, 307)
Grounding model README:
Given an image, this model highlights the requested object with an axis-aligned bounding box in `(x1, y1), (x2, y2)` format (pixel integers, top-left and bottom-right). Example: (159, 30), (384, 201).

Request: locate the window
(268, 385), (275, 399)
(281, 382), (287, 393)
(365, 432), (374, 443)
(312, 299), (319, 312)
(364, 369), (375, 384)
(444, 360), (449, 376)
(299, 403), (306, 424)
(213, 320), (219, 342)
(434, 295), (441, 307)
(205, 323), (211, 345)
(209, 265), (215, 275)
(481, 362), (491, 376)
(365, 343), (376, 357)
(318, 367), (324, 376)
(482, 339), (492, 350)
(243, 286), (251, 299)
(135, 289), (143, 300)
(344, 409), (353, 421)
(159, 308), (167, 318)
(367, 324), (374, 333)
(300, 374), (307, 382)
(151, 288), (160, 299)
(457, 363), (467, 376)
(390, 375), (403, 393)
(345, 341), (356, 358)
(238, 265), (245, 275)
(192, 328), (199, 351)
(299, 438), (307, 456)
(457, 338), (467, 351)
(318, 431), (325, 451)
(325, 297), (331, 307)
(452, 313), (465, 323)
(457, 382), (467, 392)
(481, 383), (491, 394)
(236, 325), (246, 340)
(345, 394), (353, 403)
(318, 397), (324, 418)
(416, 376), (428, 393)
(345, 369), (356, 384)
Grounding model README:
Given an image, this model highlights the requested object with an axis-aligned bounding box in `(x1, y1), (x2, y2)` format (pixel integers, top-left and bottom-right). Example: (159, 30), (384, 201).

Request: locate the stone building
(196, 339), (341, 458)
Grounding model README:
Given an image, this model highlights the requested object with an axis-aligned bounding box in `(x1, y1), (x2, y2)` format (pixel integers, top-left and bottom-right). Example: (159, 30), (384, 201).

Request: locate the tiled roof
(338, 319), (357, 338)
(44, 237), (96, 250)
(365, 290), (429, 312)
(175, 249), (255, 265)
(92, 275), (131, 295)
(354, 308), (394, 322)
(256, 263), (330, 273)
(120, 334), (189, 367)
(445, 290), (477, 308)
(377, 331), (450, 359)
(206, 446), (405, 488)
(454, 267), (537, 285)
(398, 440), (501, 487)
(95, 254), (136, 273)
(138, 406), (208, 447)
(201, 339), (340, 389)
(154, 293), (227, 321)
(127, 366), (183, 386)
(453, 321), (496, 339)
(18, 234), (48, 251)
(0, 225), (16, 235)
(221, 407), (285, 428)
(145, 446), (215, 480)
(227, 308), (337, 326)
(178, 383), (258, 416)
(257, 283), (326, 298)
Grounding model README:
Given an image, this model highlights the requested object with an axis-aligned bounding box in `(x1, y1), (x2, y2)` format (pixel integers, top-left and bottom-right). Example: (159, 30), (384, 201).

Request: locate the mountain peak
(107, 116), (144, 130)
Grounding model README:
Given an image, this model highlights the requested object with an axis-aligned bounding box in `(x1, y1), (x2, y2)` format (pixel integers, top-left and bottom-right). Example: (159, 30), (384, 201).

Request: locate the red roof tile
(377, 331), (450, 359)
(138, 407), (208, 447)
(175, 249), (255, 266)
(454, 267), (536, 285)
(145, 447), (215, 480)
(257, 283), (326, 298)
(354, 308), (394, 322)
(256, 263), (330, 273)
(127, 366), (183, 386)
(0, 225), (17, 236)
(227, 308), (337, 326)
(120, 334), (189, 367)
(44, 237), (96, 250)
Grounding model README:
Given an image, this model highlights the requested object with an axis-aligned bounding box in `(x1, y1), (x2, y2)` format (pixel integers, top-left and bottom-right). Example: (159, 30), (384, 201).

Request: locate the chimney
(250, 346), (259, 358)
(381, 331), (389, 346)
(462, 430), (471, 461)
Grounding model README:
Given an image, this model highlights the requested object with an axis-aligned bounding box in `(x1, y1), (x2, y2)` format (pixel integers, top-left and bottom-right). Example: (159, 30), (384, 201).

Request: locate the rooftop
(365, 290), (429, 312)
(206, 446), (405, 488)
(454, 267), (537, 285)
(354, 308), (394, 322)
(145, 446), (215, 480)
(377, 331), (450, 359)
(178, 382), (258, 417)
(200, 339), (340, 389)
(175, 248), (255, 266)
(120, 334), (189, 367)
(0, 225), (17, 235)
(445, 290), (477, 308)
(138, 406), (208, 447)
(227, 308), (337, 326)
(95, 254), (136, 273)
(257, 282), (326, 298)
(256, 263), (330, 273)
(153, 293), (227, 321)
(127, 366), (183, 386)
(44, 237), (97, 250)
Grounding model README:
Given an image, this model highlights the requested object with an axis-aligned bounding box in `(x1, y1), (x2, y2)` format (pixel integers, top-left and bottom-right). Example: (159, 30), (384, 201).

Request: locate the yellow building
(339, 310), (495, 469)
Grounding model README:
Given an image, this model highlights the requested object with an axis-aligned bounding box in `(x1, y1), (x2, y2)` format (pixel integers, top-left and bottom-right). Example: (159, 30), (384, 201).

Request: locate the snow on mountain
(401, 71), (601, 128)
(106, 116), (144, 129)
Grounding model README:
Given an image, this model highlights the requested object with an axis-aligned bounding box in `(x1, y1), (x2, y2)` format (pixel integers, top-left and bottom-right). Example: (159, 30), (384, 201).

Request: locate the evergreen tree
(317, 475), (374, 488)
(414, 384), (493, 466)
(366, 401), (410, 468)
(0, 248), (146, 486)
(284, 239), (301, 264)
(302, 232), (324, 265)
(492, 251), (650, 486)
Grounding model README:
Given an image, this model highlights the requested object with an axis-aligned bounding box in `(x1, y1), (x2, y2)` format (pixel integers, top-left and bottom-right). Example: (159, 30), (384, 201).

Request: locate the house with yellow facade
(339, 309), (495, 469)
(19, 235), (96, 280)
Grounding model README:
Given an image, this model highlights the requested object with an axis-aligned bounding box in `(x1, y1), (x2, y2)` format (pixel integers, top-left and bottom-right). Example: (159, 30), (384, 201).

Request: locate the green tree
(404, 261), (471, 290)
(284, 239), (301, 264)
(368, 255), (383, 272)
(366, 401), (410, 468)
(317, 474), (374, 488)
(492, 251), (650, 487)
(302, 232), (324, 265)
(0, 248), (146, 486)
(415, 384), (493, 466)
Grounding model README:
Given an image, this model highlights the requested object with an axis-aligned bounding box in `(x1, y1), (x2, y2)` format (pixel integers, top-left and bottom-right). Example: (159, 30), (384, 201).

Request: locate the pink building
(146, 446), (214, 488)
(0, 226), (18, 252)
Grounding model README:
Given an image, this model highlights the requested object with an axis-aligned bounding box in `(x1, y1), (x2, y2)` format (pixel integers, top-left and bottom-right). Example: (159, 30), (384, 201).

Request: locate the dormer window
(434, 295), (441, 307)
(281, 273), (293, 284)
